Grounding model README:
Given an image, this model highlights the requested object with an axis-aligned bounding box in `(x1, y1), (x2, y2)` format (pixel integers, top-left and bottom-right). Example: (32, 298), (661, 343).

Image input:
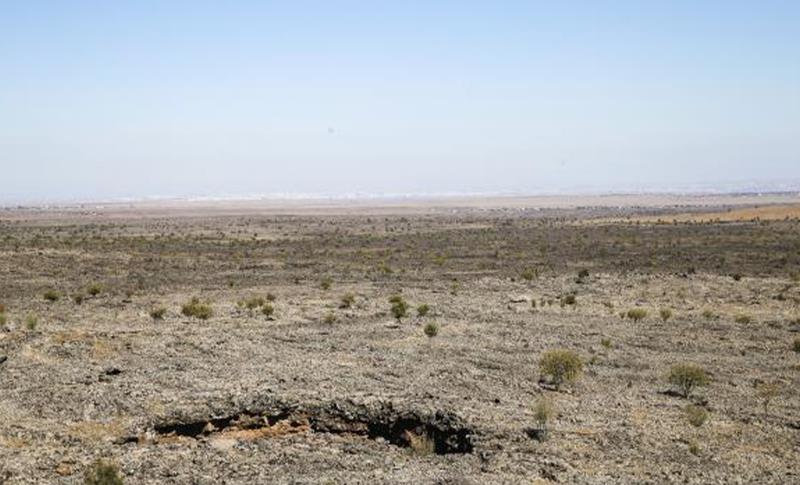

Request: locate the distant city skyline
(2, 2), (798, 202)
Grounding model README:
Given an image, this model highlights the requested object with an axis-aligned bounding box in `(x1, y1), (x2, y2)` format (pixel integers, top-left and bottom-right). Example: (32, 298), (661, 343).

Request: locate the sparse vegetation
(320, 277), (332, 291)
(43, 289), (61, 302)
(339, 293), (356, 309)
(793, 337), (800, 353)
(0, 312), (6, 327)
(389, 295), (408, 321)
(262, 303), (275, 318)
(520, 268), (537, 282)
(181, 297), (213, 320)
(323, 311), (336, 324)
(73, 293), (85, 305)
(87, 283), (104, 296)
(539, 349), (583, 389)
(685, 404), (708, 427)
(84, 459), (124, 485)
(668, 363), (710, 398)
(734, 313), (752, 324)
(600, 338), (612, 349)
(627, 308), (648, 322)
(659, 308), (673, 322)
(756, 381), (781, 415)
(423, 322), (439, 338)
(25, 314), (38, 331)
(532, 397), (555, 440)
(701, 309), (716, 320)
(149, 306), (167, 321)
(416, 304), (430, 317)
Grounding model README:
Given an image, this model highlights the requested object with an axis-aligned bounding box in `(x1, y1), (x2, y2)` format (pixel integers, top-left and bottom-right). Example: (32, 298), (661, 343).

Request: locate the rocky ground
(0, 199), (799, 484)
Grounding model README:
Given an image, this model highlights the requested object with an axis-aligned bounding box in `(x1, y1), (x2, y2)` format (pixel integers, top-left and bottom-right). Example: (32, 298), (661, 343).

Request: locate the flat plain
(1, 194), (799, 484)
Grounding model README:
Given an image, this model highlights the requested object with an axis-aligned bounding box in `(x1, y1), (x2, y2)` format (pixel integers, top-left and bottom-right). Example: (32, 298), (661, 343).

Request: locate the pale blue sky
(2, 1), (798, 201)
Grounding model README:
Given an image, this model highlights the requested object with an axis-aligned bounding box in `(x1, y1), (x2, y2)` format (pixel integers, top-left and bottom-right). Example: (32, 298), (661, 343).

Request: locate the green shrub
(323, 311), (336, 324)
(262, 303), (275, 318)
(43, 290), (60, 302)
(793, 337), (800, 353)
(339, 293), (356, 309)
(734, 313), (752, 324)
(561, 294), (577, 306)
(181, 297), (213, 320)
(87, 283), (104, 297)
(659, 308), (673, 322)
(73, 294), (85, 305)
(668, 363), (710, 398)
(539, 349), (583, 389)
(423, 322), (439, 338)
(627, 308), (648, 322)
(265, 292), (276, 302)
(600, 338), (612, 349)
(389, 296), (408, 321)
(320, 277), (332, 291)
(688, 440), (700, 456)
(685, 404), (707, 427)
(416, 304), (430, 317)
(149, 307), (167, 321)
(0, 313), (6, 327)
(84, 459), (124, 485)
(25, 314), (38, 331)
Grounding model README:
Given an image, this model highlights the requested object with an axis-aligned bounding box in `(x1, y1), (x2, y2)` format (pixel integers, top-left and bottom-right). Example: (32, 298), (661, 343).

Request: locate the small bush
(793, 337), (800, 353)
(627, 308), (648, 322)
(25, 314), (38, 331)
(243, 296), (265, 310)
(43, 290), (61, 302)
(423, 322), (439, 338)
(685, 404), (708, 427)
(533, 397), (555, 434)
(323, 311), (336, 324)
(668, 363), (710, 398)
(659, 308), (673, 322)
(0, 303), (5, 313)
(561, 294), (577, 306)
(389, 296), (408, 321)
(734, 313), (752, 324)
(688, 440), (700, 456)
(87, 283), (104, 297)
(520, 268), (537, 282)
(181, 297), (213, 320)
(0, 313), (6, 327)
(539, 349), (583, 389)
(732, 273), (742, 281)
(600, 338), (612, 349)
(339, 293), (356, 309)
(265, 292), (276, 302)
(84, 459), (124, 485)
(417, 304), (430, 317)
(262, 303), (275, 318)
(73, 294), (85, 305)
(149, 307), (167, 321)
(701, 309), (716, 320)
(320, 277), (332, 291)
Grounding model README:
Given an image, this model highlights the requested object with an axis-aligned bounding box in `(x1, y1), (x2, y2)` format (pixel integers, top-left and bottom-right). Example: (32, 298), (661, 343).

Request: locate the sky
(1, 1), (799, 202)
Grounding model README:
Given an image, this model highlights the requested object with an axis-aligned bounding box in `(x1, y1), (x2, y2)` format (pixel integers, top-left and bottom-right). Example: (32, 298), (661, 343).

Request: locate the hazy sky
(2, 1), (799, 201)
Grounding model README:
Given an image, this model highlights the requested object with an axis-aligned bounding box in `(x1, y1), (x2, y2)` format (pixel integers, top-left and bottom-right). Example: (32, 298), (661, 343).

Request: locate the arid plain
(1, 194), (799, 484)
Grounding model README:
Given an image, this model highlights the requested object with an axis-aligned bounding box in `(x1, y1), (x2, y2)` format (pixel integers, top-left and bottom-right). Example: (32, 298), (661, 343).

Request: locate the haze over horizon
(2, 2), (799, 203)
